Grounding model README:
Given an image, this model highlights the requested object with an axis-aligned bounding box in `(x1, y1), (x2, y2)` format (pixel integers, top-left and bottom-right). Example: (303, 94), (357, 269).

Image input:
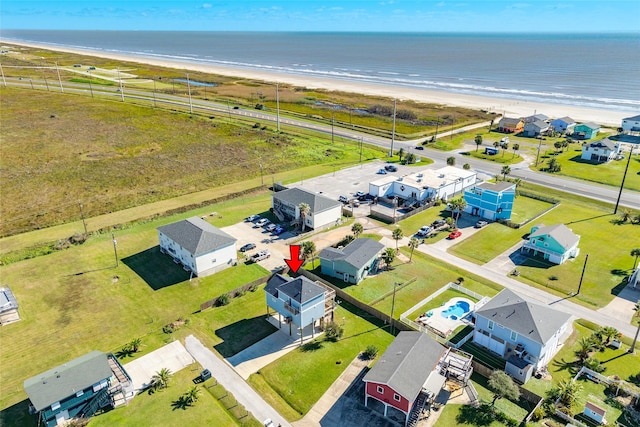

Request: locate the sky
(1, 0), (639, 33)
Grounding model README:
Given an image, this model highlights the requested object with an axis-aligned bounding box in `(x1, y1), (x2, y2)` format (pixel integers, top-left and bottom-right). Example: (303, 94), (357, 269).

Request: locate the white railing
(399, 282), (488, 320)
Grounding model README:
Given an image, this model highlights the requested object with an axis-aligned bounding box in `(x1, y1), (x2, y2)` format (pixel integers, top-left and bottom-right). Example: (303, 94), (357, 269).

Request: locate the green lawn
(471, 373), (532, 421)
(462, 150), (524, 165)
(247, 302), (395, 421)
(435, 404), (509, 427)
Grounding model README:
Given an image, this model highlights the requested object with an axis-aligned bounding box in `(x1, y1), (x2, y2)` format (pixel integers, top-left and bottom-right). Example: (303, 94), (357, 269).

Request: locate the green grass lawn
(471, 372), (532, 421)
(247, 302), (395, 421)
(462, 150), (524, 165)
(435, 404), (510, 427)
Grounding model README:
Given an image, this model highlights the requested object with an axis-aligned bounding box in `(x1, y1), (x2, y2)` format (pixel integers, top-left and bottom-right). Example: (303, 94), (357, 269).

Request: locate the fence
(399, 282), (489, 320)
(369, 200), (435, 224)
(200, 274), (271, 311)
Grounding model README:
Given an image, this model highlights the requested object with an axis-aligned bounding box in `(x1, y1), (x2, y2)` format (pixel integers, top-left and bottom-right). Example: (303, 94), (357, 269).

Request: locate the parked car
(355, 191), (366, 198)
(265, 223), (277, 232)
(254, 218), (269, 227)
(349, 199), (360, 207)
(448, 230), (462, 239)
(385, 165), (398, 172)
(263, 419), (275, 427)
(251, 250), (271, 262)
(338, 195), (349, 203)
(415, 145), (425, 150)
(416, 226), (432, 237)
(246, 214), (260, 222)
(377, 169), (387, 174)
(240, 243), (256, 252)
(431, 219), (447, 229)
(261, 220), (272, 229)
(273, 225), (285, 235)
(475, 220), (488, 228)
(500, 137), (510, 143)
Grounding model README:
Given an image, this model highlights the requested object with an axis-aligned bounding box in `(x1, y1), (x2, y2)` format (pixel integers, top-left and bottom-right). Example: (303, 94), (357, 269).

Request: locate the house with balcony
(319, 238), (385, 284)
(621, 114), (640, 135)
(550, 116), (576, 134)
(497, 117), (524, 133)
(264, 274), (336, 342)
(473, 289), (572, 383)
(521, 223), (580, 265)
(581, 138), (621, 163)
(157, 217), (237, 277)
(523, 120), (550, 137)
(24, 351), (134, 427)
(524, 113), (549, 124)
(272, 187), (342, 230)
(464, 181), (516, 221)
(573, 122), (601, 140)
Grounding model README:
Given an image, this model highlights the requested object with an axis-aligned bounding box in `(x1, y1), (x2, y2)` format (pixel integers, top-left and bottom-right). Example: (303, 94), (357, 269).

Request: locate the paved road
(184, 335), (292, 427)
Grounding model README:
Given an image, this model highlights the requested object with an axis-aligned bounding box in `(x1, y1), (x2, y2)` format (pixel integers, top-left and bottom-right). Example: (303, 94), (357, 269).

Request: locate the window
(377, 385), (384, 394)
(510, 331), (517, 341)
(488, 320), (494, 330)
(51, 402), (61, 411)
(394, 393), (401, 402)
(76, 390), (84, 398)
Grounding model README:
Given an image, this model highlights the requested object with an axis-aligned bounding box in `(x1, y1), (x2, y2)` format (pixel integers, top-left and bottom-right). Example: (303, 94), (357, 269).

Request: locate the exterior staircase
(407, 391), (429, 427)
(76, 387), (110, 419)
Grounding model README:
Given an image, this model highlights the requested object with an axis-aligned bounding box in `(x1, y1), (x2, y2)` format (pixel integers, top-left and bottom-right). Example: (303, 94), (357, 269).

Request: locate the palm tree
(631, 248), (640, 269)
(446, 156), (455, 166)
(493, 141), (500, 151)
(150, 368), (172, 391)
(501, 141), (509, 157)
(631, 300), (640, 354)
(501, 165), (511, 181)
(183, 386), (201, 406)
(600, 326), (621, 345)
(575, 337), (594, 363)
(392, 227), (403, 250)
(398, 147), (405, 162)
(449, 197), (467, 228)
(512, 143), (520, 158)
(474, 134), (483, 151)
(408, 237), (419, 262)
(620, 210), (631, 223)
(556, 379), (583, 413)
(298, 202), (311, 232)
(129, 338), (142, 353)
(382, 248), (396, 270)
(302, 240), (316, 269)
(351, 222), (364, 238)
(548, 158), (560, 173)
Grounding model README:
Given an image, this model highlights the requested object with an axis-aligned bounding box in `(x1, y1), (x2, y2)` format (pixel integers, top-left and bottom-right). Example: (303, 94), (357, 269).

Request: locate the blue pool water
(441, 301), (471, 320)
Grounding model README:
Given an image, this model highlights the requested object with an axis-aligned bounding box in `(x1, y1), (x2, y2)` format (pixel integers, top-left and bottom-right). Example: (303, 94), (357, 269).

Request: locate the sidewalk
(184, 335), (291, 427)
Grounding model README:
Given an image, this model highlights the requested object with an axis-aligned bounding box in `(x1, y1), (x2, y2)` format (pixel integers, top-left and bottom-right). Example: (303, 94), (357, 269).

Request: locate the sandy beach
(2, 40), (630, 127)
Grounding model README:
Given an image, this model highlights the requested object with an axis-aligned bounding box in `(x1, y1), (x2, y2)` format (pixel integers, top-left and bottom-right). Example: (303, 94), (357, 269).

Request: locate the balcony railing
(284, 302), (299, 315)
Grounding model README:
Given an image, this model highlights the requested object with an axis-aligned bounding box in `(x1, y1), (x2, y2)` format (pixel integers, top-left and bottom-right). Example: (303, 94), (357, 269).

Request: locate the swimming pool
(441, 300), (471, 320)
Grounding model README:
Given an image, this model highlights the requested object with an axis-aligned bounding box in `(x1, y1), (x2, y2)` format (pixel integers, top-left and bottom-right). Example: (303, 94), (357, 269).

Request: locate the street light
(614, 145), (635, 214)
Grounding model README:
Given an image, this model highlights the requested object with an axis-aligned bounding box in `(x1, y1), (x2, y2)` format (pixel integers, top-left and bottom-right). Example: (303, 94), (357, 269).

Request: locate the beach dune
(1, 40), (629, 127)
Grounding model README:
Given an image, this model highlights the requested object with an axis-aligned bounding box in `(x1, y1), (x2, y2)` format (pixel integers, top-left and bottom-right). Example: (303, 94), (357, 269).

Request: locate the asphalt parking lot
(222, 220), (293, 272)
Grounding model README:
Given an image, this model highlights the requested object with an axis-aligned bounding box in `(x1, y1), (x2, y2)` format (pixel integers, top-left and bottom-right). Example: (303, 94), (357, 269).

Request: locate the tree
(474, 134), (483, 151)
(501, 165), (511, 181)
(631, 300), (640, 354)
(463, 163), (471, 170)
(512, 143), (520, 158)
(408, 237), (419, 262)
(632, 248), (640, 270)
(487, 371), (520, 407)
(351, 222), (364, 238)
(554, 141), (563, 153)
(405, 152), (417, 164)
(302, 240), (316, 262)
(547, 158), (561, 173)
(392, 227), (403, 250)
(382, 248), (396, 269)
(398, 147), (405, 162)
(183, 386), (201, 406)
(501, 141), (509, 157)
(493, 141), (500, 151)
(150, 368), (172, 392)
(556, 379), (583, 413)
(599, 326), (621, 345)
(324, 321), (344, 341)
(363, 345), (379, 360)
(129, 338), (142, 353)
(449, 197), (467, 228)
(446, 156), (455, 166)
(575, 337), (594, 363)
(298, 202), (311, 232)
(620, 210), (631, 223)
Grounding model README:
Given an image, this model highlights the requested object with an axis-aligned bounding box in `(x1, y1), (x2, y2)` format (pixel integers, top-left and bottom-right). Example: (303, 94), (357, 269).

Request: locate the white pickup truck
(251, 250), (271, 262)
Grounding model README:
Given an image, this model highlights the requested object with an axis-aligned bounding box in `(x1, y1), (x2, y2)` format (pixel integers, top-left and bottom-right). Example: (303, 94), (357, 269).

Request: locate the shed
(584, 401), (606, 424)
(0, 286), (20, 325)
(505, 354), (534, 383)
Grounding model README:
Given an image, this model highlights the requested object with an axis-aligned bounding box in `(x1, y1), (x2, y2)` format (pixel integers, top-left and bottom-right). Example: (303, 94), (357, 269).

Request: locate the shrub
(217, 293), (231, 306)
(531, 406), (546, 421)
(235, 289), (246, 298)
(584, 357), (605, 373)
(248, 283), (258, 292)
(324, 322), (344, 342)
(363, 345), (379, 360)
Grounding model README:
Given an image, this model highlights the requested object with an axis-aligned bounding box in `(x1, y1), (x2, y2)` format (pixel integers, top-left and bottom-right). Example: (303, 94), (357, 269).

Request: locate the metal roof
(623, 114), (640, 121)
(586, 138), (617, 151)
(319, 238), (385, 270)
(0, 286), (18, 313)
(529, 223), (580, 251)
(24, 351), (112, 411)
(477, 181), (516, 193)
(272, 187), (341, 213)
(157, 217), (236, 256)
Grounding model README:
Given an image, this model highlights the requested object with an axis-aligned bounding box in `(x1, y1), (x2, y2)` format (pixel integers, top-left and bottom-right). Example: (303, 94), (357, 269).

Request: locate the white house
(157, 217), (237, 277)
(272, 188), (342, 230)
(369, 166), (477, 204)
(621, 114), (640, 134)
(581, 138), (621, 163)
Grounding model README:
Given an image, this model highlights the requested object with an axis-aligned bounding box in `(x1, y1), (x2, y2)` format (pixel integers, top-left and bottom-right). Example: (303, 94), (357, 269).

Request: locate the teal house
(319, 238), (385, 284)
(521, 224), (580, 265)
(463, 181), (516, 221)
(573, 122), (600, 140)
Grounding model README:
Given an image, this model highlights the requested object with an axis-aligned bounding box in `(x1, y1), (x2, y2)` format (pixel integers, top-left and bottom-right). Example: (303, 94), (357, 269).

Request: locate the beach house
(319, 238), (385, 284)
(523, 120), (550, 137)
(550, 117), (576, 134)
(621, 114), (640, 134)
(24, 351), (133, 427)
(524, 113), (549, 124)
(573, 122), (601, 140)
(272, 187), (342, 230)
(157, 217), (237, 277)
(521, 223), (580, 265)
(497, 117), (524, 133)
(581, 138), (621, 163)
(463, 181), (516, 221)
(473, 289), (572, 383)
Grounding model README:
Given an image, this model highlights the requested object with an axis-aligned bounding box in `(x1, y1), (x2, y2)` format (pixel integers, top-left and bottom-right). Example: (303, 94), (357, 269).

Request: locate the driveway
(123, 340), (195, 391)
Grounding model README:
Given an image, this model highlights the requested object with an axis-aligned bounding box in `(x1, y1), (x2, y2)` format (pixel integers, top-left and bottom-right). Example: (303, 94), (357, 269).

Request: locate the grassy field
(247, 301), (395, 421)
(435, 404), (509, 427)
(532, 145), (640, 191)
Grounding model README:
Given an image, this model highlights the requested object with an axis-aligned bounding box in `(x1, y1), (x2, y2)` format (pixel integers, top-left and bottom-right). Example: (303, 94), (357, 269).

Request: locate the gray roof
(475, 289), (571, 344)
(0, 286), (18, 313)
(157, 217), (236, 256)
(525, 114), (549, 123)
(530, 223), (580, 250)
(273, 187), (341, 213)
(24, 351), (112, 411)
(477, 181), (516, 193)
(319, 238), (385, 270)
(586, 138), (617, 151)
(363, 332), (445, 401)
(265, 274), (325, 304)
(552, 117), (575, 125)
(623, 114), (640, 121)
(525, 120), (550, 130)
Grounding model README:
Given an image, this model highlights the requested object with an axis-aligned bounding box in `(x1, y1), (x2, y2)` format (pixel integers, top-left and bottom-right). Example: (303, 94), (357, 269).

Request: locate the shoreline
(2, 39), (630, 127)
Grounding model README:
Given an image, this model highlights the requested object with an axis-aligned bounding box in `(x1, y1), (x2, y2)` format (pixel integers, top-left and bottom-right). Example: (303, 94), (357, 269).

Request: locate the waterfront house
(319, 238), (385, 284)
(621, 114), (640, 134)
(497, 117), (524, 133)
(473, 289), (571, 383)
(272, 187), (342, 230)
(524, 113), (549, 124)
(463, 181), (516, 221)
(521, 223), (580, 265)
(550, 116), (576, 134)
(581, 138), (621, 163)
(24, 351), (133, 427)
(157, 217), (237, 277)
(523, 120), (550, 137)
(0, 286), (20, 325)
(573, 122), (601, 140)
(264, 274), (335, 340)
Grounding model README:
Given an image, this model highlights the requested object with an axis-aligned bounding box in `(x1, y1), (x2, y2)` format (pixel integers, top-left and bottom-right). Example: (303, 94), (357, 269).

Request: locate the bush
(531, 406), (546, 421)
(324, 322), (344, 342)
(217, 293), (231, 306)
(235, 289), (246, 298)
(363, 345), (379, 360)
(584, 357), (605, 373)
(248, 283), (258, 292)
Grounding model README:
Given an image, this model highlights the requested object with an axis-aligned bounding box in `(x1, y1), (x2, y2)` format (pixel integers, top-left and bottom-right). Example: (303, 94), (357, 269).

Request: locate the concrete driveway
(123, 340), (195, 391)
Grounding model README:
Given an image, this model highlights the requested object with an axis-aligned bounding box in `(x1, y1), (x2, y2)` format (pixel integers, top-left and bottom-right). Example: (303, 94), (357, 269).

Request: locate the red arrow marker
(284, 245), (304, 273)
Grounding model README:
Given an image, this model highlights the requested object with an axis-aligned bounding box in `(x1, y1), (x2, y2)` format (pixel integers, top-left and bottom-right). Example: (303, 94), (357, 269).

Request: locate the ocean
(2, 30), (639, 112)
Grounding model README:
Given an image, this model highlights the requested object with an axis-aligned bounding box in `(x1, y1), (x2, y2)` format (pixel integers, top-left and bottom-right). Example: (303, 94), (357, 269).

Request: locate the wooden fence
(200, 274), (271, 312)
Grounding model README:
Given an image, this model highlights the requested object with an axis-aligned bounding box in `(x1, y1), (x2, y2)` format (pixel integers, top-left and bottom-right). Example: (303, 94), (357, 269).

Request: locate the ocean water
(2, 30), (639, 112)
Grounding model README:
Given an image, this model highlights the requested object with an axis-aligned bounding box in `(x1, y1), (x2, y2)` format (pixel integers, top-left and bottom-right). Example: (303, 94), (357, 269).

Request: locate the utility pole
(389, 98), (396, 157)
(331, 112), (335, 144)
(0, 63), (7, 87)
(276, 83), (280, 132)
(614, 145), (634, 214)
(577, 254), (589, 295)
(535, 139), (543, 167)
(112, 233), (119, 268)
(186, 73), (193, 114)
(434, 116), (440, 141)
(55, 62), (63, 93)
(259, 161), (264, 185)
(41, 59), (50, 91)
(87, 70), (94, 98)
(359, 136), (363, 166)
(389, 282), (398, 335)
(116, 67), (124, 101)
(152, 78), (156, 107)
(78, 202), (88, 235)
